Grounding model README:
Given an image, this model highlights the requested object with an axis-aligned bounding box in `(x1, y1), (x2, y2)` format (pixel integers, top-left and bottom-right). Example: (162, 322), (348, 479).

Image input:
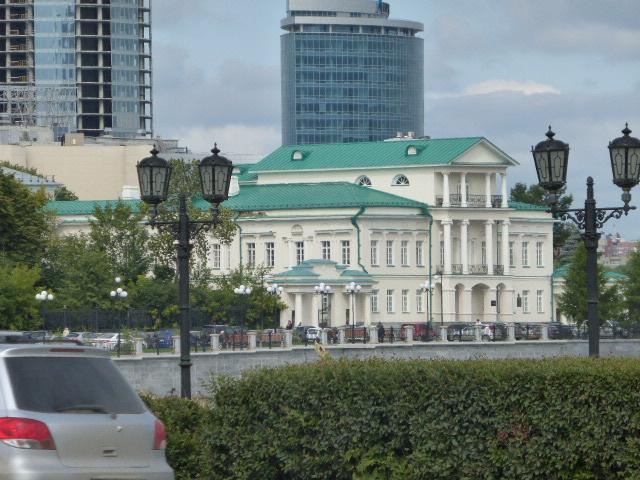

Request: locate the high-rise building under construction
(0, 0), (151, 140)
(281, 0), (423, 145)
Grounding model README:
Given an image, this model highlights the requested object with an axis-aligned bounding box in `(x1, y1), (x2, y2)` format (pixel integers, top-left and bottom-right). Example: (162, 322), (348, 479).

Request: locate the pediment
(451, 140), (519, 166)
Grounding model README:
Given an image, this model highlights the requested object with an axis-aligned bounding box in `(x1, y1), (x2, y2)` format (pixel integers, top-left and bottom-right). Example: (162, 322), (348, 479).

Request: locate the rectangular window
(509, 241), (515, 267)
(497, 240), (502, 265)
(537, 290), (544, 313)
(371, 290), (379, 313)
(400, 240), (409, 266)
(522, 290), (530, 313)
(295, 241), (305, 265)
(321, 240), (331, 260)
(522, 242), (529, 267)
(247, 243), (256, 267)
(265, 242), (275, 268)
(212, 244), (221, 270)
(341, 240), (351, 265)
(401, 290), (410, 313)
(440, 241), (444, 266)
(481, 241), (487, 266)
(386, 289), (395, 313)
(416, 240), (424, 267)
(386, 240), (395, 266)
(370, 240), (379, 266)
(416, 289), (424, 313)
(536, 242), (544, 267)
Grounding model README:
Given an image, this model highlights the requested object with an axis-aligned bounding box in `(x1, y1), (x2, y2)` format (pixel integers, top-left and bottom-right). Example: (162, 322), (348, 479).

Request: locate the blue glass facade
(282, 31), (423, 144)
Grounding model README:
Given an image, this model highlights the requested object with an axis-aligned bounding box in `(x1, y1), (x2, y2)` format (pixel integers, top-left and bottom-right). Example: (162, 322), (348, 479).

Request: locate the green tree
(0, 262), (41, 330)
(127, 274), (179, 326)
(90, 201), (150, 281)
(53, 186), (78, 201)
(557, 243), (624, 325)
(510, 182), (575, 263)
(623, 249), (640, 324)
(0, 170), (50, 265)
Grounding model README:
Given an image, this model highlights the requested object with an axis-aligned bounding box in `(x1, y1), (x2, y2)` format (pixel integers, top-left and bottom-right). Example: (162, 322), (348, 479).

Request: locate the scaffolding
(0, 85), (77, 133)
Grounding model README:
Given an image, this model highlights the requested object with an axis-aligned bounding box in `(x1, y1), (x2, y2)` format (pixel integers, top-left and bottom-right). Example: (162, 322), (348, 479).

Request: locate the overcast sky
(152, 0), (640, 239)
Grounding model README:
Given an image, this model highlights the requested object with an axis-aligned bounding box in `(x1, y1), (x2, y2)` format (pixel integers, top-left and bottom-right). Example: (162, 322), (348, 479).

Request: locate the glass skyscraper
(281, 0), (423, 145)
(0, 0), (151, 139)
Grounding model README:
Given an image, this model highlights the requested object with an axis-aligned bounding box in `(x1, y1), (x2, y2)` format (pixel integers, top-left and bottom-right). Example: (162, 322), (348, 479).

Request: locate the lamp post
(234, 285), (252, 350)
(432, 271), (443, 325)
(531, 125), (640, 357)
(109, 277), (128, 357)
(345, 282), (362, 343)
(136, 145), (233, 398)
(35, 290), (54, 331)
(314, 282), (331, 328)
(419, 280), (434, 327)
(266, 283), (284, 329)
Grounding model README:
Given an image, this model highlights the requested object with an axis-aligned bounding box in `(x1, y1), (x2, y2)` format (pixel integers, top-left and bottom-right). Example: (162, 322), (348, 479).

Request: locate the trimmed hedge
(147, 358), (640, 479)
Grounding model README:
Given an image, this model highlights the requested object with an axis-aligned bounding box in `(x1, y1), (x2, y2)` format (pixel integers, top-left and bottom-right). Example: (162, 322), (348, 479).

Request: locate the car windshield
(5, 357), (145, 414)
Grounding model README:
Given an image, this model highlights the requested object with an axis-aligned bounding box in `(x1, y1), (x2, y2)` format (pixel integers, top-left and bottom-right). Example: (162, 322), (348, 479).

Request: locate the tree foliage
(557, 243), (624, 325)
(0, 171), (50, 265)
(623, 249), (640, 324)
(53, 186), (79, 201)
(0, 262), (41, 330)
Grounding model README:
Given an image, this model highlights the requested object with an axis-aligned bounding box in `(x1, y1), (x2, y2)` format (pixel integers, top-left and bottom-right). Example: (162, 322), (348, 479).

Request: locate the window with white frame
(522, 290), (530, 313)
(416, 240), (424, 266)
(356, 175), (372, 187)
(370, 240), (379, 266)
(400, 240), (409, 266)
(392, 174), (410, 186)
(416, 289), (424, 313)
(265, 242), (275, 268)
(536, 290), (544, 313)
(212, 244), (221, 270)
(536, 242), (544, 267)
(401, 289), (410, 313)
(341, 240), (351, 265)
(321, 240), (331, 260)
(371, 290), (379, 313)
(522, 241), (529, 267)
(386, 289), (395, 313)
(247, 243), (256, 267)
(386, 240), (395, 266)
(481, 241), (487, 266)
(295, 241), (305, 265)
(509, 241), (515, 267)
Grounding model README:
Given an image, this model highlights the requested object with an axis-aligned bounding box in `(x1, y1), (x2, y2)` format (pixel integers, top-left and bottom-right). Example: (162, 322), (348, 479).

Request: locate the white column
(501, 220), (510, 275)
(442, 172), (450, 207)
(501, 172), (509, 208)
(485, 173), (492, 208)
(460, 172), (467, 207)
(311, 293), (320, 327)
(364, 294), (372, 326)
(443, 219), (452, 274)
(461, 220), (469, 275)
(485, 220), (494, 275)
(295, 293), (303, 326)
(287, 240), (295, 268)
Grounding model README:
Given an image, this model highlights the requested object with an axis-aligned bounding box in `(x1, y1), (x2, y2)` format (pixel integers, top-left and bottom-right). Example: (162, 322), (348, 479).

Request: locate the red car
(402, 323), (438, 342)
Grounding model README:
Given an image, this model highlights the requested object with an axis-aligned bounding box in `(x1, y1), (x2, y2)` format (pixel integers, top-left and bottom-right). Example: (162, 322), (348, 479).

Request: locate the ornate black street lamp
(137, 144), (233, 398)
(109, 276), (128, 357)
(233, 285), (252, 350)
(532, 125), (640, 357)
(35, 290), (54, 331)
(345, 282), (362, 343)
(314, 282), (331, 328)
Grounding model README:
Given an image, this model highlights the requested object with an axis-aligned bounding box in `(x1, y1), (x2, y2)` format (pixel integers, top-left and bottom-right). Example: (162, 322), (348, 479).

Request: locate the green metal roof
(236, 163), (258, 183)
(553, 264), (628, 281)
(46, 182), (428, 216)
(508, 201), (548, 211)
(252, 138), (488, 172)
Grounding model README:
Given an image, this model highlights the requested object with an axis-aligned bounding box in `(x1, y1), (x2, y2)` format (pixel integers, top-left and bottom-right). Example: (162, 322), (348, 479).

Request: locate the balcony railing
(436, 264), (504, 275)
(435, 194), (504, 208)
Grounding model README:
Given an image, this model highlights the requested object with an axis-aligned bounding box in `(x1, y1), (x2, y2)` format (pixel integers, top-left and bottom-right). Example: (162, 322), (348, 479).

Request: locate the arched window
(392, 174), (410, 186)
(356, 175), (372, 187)
(406, 145), (418, 156)
(292, 150), (304, 160)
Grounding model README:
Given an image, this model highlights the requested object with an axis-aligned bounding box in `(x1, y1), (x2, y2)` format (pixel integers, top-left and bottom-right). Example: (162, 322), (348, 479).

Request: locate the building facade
(281, 0), (423, 145)
(47, 136), (555, 329)
(0, 0), (152, 139)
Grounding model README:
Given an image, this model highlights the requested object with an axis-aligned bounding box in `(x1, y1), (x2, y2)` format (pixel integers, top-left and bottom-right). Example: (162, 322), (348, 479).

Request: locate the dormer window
(392, 174), (410, 186)
(356, 175), (372, 187)
(292, 150), (304, 161)
(407, 145), (418, 156)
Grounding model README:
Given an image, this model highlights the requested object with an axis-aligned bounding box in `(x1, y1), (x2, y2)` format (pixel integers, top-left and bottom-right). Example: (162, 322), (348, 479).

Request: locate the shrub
(147, 358), (640, 479)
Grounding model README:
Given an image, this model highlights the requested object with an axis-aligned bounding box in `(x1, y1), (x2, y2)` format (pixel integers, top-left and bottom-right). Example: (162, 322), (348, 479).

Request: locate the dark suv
(547, 322), (574, 340)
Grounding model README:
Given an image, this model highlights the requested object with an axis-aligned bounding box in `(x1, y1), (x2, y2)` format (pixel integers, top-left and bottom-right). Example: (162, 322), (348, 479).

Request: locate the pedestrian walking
(377, 322), (385, 343)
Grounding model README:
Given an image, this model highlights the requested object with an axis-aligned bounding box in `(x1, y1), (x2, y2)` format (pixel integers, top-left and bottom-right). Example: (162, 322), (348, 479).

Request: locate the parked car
(92, 332), (133, 350)
(143, 330), (174, 349)
(0, 341), (174, 478)
(201, 324), (230, 337)
(547, 322), (574, 340)
(514, 323), (541, 340)
(403, 323), (438, 342)
(447, 323), (475, 341)
(65, 331), (97, 344)
(305, 327), (322, 342)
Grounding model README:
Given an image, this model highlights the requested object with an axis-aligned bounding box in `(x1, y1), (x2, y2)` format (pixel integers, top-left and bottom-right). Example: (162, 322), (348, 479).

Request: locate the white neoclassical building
(48, 136), (555, 328)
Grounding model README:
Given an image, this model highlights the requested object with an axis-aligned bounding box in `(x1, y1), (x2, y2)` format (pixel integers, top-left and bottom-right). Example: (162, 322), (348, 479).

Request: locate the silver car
(0, 343), (174, 479)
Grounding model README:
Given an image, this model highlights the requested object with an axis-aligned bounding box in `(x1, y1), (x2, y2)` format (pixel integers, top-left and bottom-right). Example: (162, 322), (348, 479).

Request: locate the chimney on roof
(229, 167), (240, 197)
